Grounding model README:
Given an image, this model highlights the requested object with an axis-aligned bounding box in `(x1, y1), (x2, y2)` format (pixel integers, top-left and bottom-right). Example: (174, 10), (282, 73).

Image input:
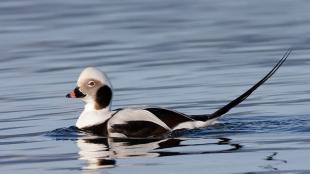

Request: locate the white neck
(76, 102), (112, 129)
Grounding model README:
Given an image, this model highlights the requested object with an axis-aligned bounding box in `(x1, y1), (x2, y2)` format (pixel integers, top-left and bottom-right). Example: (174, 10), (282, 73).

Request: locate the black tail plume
(196, 49), (292, 121)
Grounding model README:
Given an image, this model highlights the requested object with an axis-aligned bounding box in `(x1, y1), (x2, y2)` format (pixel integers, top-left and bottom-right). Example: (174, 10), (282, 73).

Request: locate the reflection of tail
(193, 49), (292, 122)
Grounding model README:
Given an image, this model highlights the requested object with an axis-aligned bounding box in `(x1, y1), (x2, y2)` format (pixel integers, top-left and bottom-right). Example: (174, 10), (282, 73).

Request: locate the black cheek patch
(95, 85), (112, 109)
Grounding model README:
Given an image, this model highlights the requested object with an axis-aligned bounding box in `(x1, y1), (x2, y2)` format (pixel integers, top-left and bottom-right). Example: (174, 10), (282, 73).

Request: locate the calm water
(1, 0), (310, 173)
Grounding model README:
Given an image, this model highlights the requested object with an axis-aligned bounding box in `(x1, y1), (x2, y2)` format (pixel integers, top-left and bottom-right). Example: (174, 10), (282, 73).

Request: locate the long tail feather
(204, 49), (292, 120)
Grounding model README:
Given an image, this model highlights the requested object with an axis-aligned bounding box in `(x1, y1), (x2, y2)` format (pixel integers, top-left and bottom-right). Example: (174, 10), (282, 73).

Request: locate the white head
(66, 67), (113, 110)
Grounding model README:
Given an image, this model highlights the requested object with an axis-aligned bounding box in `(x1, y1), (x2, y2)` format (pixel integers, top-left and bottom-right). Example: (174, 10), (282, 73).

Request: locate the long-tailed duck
(66, 49), (291, 138)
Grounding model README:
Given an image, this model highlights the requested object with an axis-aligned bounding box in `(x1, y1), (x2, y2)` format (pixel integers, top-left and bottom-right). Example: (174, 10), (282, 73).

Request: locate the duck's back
(106, 107), (197, 138)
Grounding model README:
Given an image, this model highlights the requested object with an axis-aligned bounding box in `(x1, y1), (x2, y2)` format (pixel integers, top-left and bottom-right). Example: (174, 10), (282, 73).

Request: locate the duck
(66, 49), (291, 138)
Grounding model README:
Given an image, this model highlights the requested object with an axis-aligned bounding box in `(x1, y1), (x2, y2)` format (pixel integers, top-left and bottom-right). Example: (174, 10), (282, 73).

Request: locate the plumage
(66, 49), (291, 138)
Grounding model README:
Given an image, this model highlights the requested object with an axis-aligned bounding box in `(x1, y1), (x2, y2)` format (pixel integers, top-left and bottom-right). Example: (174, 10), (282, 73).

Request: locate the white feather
(173, 118), (218, 130)
(107, 108), (171, 133)
(77, 67), (112, 87)
(76, 102), (112, 129)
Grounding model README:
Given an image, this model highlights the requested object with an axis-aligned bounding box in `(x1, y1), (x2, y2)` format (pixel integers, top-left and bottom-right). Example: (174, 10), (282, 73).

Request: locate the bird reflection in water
(76, 136), (242, 171)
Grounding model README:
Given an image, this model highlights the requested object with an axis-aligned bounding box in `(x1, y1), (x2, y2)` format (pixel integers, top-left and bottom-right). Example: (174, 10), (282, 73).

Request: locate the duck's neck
(76, 102), (112, 129)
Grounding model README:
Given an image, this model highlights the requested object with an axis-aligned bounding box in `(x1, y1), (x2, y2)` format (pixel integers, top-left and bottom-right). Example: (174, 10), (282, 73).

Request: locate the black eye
(87, 81), (95, 87)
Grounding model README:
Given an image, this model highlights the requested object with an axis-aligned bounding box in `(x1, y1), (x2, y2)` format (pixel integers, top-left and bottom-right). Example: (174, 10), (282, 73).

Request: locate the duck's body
(76, 105), (214, 138)
(66, 50), (291, 138)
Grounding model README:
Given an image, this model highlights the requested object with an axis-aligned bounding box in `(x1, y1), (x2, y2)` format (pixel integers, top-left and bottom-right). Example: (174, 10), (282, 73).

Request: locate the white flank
(173, 118), (218, 130)
(108, 108), (171, 133)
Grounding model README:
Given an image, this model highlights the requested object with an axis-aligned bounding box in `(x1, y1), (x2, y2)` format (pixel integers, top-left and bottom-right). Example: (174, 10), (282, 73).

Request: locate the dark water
(1, 0), (310, 173)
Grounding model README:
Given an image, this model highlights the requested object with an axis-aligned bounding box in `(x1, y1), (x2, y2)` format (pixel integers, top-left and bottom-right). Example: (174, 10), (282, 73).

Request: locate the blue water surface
(1, 0), (310, 174)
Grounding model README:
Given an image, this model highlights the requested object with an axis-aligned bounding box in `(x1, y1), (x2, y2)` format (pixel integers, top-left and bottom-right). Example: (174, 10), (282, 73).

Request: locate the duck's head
(66, 67), (113, 110)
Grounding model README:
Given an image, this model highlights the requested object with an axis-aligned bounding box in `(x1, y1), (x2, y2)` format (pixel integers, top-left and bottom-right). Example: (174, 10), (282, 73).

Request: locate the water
(1, 0), (310, 173)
